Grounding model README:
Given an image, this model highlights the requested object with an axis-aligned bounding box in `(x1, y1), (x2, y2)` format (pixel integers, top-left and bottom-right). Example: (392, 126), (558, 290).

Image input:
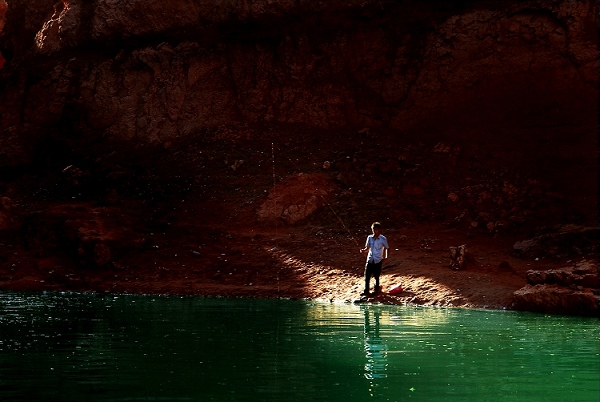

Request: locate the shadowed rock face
(0, 1), (597, 213)
(0, 0), (6, 67)
(1, 2), (596, 138)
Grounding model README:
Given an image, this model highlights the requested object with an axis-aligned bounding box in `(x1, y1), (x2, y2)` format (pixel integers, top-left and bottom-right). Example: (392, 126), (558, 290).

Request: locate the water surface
(1, 292), (598, 401)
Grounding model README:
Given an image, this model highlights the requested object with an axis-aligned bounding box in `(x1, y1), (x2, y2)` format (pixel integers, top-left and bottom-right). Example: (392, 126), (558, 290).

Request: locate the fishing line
(271, 142), (277, 189)
(271, 144), (281, 387)
(271, 142), (280, 295)
(269, 143), (366, 296)
(271, 144), (360, 247)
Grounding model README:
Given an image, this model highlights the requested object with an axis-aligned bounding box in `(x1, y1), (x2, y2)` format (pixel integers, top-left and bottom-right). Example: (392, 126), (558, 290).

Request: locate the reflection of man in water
(363, 308), (388, 381)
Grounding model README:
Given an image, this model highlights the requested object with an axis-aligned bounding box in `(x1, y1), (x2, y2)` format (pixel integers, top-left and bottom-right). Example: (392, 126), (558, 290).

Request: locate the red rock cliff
(0, 0), (7, 68)
(0, 0), (597, 212)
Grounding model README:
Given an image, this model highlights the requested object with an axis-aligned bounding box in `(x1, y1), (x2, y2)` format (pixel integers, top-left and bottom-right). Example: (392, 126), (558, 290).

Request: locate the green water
(0, 292), (598, 401)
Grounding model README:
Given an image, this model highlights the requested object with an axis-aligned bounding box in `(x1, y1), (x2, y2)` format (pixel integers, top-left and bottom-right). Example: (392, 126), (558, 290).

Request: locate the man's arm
(360, 237), (370, 254)
(382, 237), (390, 260)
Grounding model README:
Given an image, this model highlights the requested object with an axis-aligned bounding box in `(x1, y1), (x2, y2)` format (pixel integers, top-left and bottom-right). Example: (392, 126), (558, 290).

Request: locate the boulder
(513, 284), (597, 316)
(516, 260), (598, 316)
(256, 173), (336, 225)
(449, 244), (467, 270)
(526, 264), (598, 288)
(513, 225), (599, 258)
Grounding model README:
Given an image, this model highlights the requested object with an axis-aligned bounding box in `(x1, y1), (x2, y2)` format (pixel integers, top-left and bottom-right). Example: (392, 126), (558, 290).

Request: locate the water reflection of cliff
(363, 307), (388, 380)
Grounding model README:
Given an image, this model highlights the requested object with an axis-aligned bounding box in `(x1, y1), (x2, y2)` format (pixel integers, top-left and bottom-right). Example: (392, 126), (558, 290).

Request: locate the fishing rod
(270, 143), (360, 247)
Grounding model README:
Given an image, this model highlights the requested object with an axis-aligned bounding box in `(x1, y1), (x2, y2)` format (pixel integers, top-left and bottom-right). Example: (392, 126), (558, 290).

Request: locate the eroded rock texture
(1, 1), (597, 169)
(514, 284), (598, 316)
(0, 1), (6, 68)
(514, 260), (598, 316)
(256, 173), (336, 224)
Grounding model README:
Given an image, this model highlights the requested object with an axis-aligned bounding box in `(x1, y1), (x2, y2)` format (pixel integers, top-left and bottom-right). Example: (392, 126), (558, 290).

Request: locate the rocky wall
(513, 260), (598, 316)
(0, 0), (597, 168)
(0, 0), (6, 68)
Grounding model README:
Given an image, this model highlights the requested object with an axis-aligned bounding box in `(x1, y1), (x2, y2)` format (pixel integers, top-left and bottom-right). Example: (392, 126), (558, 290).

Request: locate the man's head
(371, 222), (381, 234)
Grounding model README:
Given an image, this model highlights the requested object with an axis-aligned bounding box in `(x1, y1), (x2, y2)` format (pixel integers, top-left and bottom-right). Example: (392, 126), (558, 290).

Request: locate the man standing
(360, 222), (389, 296)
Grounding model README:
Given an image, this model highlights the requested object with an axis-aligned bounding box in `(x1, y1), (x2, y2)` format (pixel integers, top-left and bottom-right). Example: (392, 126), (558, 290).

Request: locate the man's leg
(373, 262), (382, 294)
(363, 263), (373, 295)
